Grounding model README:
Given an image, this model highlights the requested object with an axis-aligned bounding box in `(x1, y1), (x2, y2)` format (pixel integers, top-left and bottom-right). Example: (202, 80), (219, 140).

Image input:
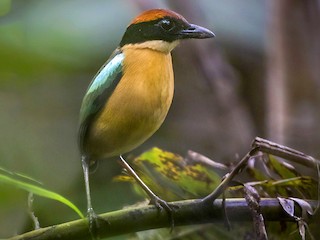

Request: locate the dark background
(0, 0), (319, 238)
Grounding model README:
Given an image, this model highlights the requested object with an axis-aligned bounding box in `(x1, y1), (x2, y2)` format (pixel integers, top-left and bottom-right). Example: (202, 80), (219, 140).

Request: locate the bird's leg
(81, 156), (101, 237)
(119, 155), (176, 228)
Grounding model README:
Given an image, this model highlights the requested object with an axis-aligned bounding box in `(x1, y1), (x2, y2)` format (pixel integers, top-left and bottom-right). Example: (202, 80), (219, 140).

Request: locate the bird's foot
(149, 196), (179, 231)
(87, 208), (109, 239)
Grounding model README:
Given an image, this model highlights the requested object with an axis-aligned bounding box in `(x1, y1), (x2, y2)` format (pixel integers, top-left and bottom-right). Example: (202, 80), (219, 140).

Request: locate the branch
(202, 137), (320, 204)
(10, 198), (318, 240)
(253, 137), (320, 168)
(10, 137), (319, 239)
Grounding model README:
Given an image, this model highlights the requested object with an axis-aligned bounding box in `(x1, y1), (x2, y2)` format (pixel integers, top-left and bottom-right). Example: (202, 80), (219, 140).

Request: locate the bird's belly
(88, 95), (171, 159)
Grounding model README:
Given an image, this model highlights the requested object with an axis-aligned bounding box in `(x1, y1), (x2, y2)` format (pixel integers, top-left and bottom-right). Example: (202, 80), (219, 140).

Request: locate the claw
(88, 208), (98, 228)
(149, 196), (179, 231)
(87, 208), (109, 239)
(87, 208), (99, 239)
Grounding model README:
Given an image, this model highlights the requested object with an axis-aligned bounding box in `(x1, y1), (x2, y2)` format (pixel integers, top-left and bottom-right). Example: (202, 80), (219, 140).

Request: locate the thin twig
(186, 150), (229, 170)
(202, 137), (320, 204)
(27, 193), (40, 230)
(201, 147), (260, 204)
(253, 137), (320, 169)
(253, 137), (320, 214)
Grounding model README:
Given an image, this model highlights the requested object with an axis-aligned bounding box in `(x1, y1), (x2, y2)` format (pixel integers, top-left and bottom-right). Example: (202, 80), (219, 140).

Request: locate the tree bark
(266, 0), (320, 154)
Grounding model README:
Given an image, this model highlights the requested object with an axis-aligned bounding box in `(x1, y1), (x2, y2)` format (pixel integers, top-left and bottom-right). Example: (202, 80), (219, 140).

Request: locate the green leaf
(0, 166), (42, 185)
(116, 147), (221, 201)
(0, 172), (84, 219)
(266, 155), (299, 179)
(227, 176), (317, 199)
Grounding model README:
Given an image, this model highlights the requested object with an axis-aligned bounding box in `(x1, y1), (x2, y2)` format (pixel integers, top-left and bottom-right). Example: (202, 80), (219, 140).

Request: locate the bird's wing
(78, 48), (124, 153)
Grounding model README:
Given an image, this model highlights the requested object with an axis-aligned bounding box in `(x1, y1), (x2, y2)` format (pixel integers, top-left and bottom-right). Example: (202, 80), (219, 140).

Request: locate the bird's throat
(123, 40), (180, 54)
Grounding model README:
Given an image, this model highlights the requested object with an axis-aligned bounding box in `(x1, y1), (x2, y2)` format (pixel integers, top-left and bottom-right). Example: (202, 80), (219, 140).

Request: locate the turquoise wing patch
(78, 48), (124, 153)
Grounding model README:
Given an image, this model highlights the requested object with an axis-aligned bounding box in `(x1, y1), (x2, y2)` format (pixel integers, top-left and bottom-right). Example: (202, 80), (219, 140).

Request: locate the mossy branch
(9, 198), (318, 240)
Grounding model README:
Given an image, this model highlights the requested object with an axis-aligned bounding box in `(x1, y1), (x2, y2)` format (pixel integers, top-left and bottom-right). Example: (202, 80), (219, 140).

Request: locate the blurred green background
(1, 0), (319, 238)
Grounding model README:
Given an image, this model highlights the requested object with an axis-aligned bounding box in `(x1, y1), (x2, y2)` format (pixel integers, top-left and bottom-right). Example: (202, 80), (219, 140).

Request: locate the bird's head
(120, 9), (215, 53)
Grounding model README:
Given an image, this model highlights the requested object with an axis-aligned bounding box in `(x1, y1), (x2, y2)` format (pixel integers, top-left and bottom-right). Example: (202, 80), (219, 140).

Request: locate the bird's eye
(159, 19), (175, 31)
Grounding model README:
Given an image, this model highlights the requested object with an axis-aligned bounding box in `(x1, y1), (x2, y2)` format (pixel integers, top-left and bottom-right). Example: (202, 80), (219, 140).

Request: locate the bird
(78, 8), (214, 231)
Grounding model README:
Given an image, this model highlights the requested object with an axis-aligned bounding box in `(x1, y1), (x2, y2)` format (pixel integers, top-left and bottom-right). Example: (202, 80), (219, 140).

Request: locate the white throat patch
(123, 40), (180, 54)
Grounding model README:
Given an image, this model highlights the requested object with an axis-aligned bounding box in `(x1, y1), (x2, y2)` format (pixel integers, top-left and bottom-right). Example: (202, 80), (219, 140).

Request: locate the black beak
(178, 23), (215, 39)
